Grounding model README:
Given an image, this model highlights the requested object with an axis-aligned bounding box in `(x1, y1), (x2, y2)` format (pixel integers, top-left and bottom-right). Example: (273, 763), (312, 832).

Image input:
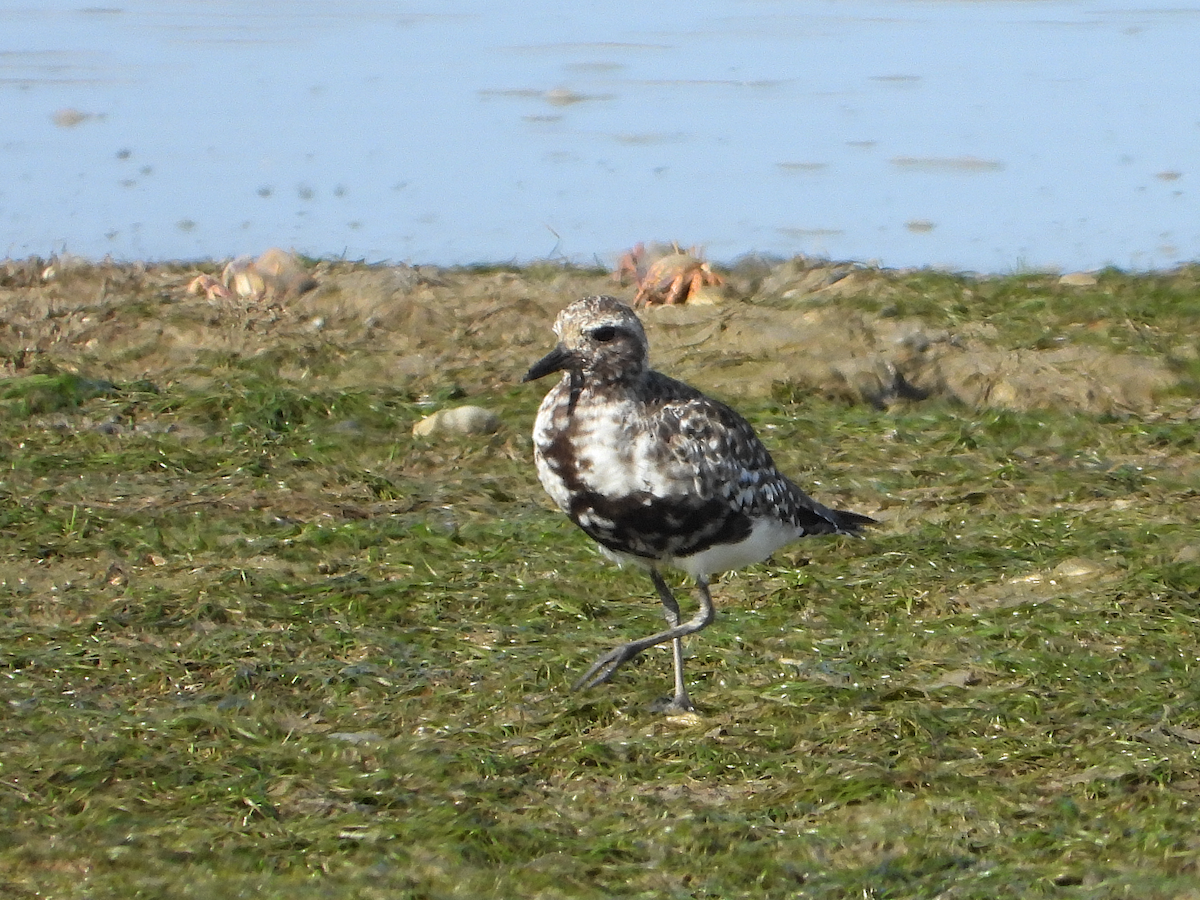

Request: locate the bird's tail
(831, 508), (876, 535)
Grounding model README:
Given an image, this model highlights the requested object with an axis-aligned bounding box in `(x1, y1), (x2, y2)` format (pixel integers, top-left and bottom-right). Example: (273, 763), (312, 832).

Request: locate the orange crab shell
(185, 248), (317, 303)
(613, 242), (646, 285)
(186, 273), (233, 300)
(632, 252), (724, 307)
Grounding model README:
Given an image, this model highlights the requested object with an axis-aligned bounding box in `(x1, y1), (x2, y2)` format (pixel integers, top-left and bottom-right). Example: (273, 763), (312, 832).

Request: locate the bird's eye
(591, 326), (617, 343)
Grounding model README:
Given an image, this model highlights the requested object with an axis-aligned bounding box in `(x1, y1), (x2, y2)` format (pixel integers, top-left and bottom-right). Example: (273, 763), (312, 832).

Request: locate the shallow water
(2, 0), (1197, 272)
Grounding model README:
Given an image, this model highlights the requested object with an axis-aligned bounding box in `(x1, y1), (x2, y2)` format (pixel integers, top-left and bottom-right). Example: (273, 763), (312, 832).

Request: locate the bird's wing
(644, 376), (864, 536)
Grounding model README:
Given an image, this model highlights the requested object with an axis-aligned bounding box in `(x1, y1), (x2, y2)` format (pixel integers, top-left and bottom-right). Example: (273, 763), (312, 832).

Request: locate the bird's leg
(651, 571), (690, 712)
(573, 573), (715, 713)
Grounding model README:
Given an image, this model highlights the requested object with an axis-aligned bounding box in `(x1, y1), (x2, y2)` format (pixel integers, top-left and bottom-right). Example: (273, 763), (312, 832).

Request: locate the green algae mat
(1, 258), (1198, 898)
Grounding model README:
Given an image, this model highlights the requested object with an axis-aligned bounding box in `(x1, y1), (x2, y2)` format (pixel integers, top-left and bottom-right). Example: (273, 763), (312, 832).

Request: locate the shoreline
(10, 249), (1200, 280)
(2, 253), (1197, 420)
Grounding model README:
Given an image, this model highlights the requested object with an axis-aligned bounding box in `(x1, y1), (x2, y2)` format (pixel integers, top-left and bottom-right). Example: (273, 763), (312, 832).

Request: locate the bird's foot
(649, 694), (696, 715)
(571, 642), (642, 692)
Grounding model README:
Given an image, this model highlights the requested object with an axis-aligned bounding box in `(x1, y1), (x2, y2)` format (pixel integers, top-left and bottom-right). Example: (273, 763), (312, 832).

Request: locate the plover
(522, 295), (874, 711)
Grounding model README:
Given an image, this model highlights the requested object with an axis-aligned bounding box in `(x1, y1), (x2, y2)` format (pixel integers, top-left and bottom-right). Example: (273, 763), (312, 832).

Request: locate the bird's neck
(581, 363), (648, 392)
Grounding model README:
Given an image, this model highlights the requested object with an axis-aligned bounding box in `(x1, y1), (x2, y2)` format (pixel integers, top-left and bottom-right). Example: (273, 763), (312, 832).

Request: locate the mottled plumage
(523, 295), (873, 711)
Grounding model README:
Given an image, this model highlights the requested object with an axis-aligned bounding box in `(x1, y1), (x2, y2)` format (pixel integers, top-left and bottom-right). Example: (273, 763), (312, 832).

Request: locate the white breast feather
(532, 373), (814, 577)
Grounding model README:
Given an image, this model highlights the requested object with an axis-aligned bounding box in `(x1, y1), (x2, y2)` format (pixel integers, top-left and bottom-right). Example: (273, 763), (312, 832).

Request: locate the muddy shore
(2, 254), (1195, 419)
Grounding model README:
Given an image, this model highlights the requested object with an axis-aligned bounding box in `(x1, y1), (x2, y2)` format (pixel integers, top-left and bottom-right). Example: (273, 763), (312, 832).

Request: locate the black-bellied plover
(522, 295), (874, 712)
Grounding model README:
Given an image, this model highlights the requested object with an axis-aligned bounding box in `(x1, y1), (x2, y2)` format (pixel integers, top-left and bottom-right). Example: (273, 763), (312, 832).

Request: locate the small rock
(1051, 558), (1102, 580)
(544, 87), (588, 106)
(1173, 545), (1199, 564)
(328, 731), (384, 744)
(1058, 272), (1098, 287)
(412, 405), (500, 436)
(925, 668), (983, 690)
(52, 108), (94, 128)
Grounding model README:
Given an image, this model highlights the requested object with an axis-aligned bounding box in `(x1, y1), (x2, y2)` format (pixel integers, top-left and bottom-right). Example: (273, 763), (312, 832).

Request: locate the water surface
(2, 1), (1197, 272)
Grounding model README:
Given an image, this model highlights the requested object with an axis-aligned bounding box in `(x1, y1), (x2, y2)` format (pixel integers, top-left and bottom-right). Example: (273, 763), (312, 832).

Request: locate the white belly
(670, 516), (799, 577)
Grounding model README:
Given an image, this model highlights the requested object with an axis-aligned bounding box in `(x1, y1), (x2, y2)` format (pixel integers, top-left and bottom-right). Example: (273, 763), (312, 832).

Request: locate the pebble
(412, 405), (500, 436)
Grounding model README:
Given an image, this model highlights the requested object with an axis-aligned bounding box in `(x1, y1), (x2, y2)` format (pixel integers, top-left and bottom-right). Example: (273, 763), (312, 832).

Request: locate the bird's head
(522, 295), (650, 385)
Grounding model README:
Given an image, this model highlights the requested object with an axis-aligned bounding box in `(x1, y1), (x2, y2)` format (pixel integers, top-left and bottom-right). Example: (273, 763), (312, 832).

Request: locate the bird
(522, 295), (874, 712)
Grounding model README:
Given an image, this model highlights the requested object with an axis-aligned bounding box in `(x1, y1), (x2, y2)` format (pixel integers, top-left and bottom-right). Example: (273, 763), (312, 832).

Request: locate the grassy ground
(0, 258), (1198, 898)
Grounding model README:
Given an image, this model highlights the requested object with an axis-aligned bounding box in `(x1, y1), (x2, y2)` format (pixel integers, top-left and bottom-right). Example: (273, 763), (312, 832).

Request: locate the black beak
(521, 345), (574, 383)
